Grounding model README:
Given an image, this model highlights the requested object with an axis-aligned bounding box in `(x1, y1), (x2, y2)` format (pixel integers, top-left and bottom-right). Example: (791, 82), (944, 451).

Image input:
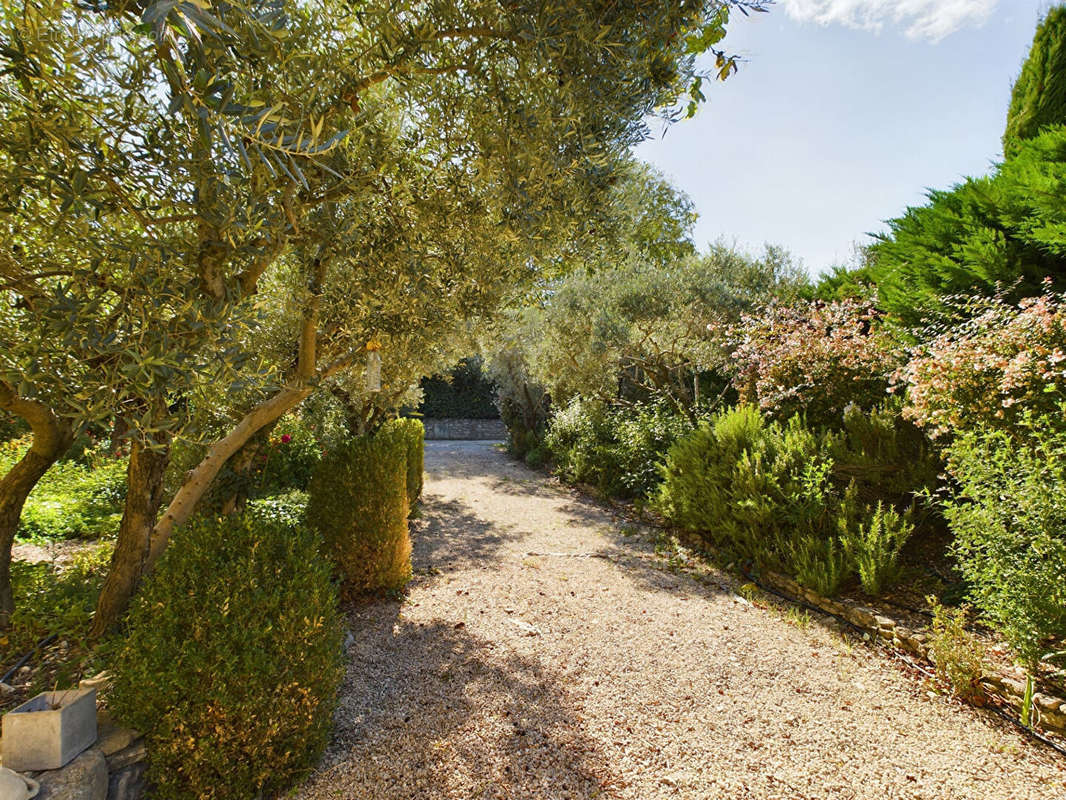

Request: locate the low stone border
(759, 570), (1066, 737)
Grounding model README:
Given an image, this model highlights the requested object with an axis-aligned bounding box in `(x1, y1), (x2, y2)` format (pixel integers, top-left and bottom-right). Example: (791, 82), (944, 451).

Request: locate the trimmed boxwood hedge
(108, 510), (343, 800)
(307, 425), (411, 594)
(386, 417), (425, 505)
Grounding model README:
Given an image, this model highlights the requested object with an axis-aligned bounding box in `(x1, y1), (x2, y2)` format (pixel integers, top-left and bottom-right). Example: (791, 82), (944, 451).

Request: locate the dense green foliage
(840, 501), (914, 596)
(257, 419), (324, 497)
(654, 407), (839, 567)
(943, 417), (1066, 667)
(545, 399), (693, 499)
(869, 127), (1066, 324)
(419, 359), (498, 420)
(5, 545), (110, 662)
(307, 426), (411, 594)
(654, 405), (929, 597)
(829, 402), (940, 508)
(1004, 6), (1066, 158)
(109, 512), (342, 800)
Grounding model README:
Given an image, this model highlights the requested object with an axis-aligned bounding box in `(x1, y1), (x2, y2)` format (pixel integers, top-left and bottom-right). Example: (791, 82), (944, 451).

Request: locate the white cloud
(779, 0), (998, 42)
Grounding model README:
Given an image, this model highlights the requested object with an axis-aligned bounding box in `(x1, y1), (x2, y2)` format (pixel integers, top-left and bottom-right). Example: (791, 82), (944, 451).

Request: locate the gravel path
(298, 441), (1066, 800)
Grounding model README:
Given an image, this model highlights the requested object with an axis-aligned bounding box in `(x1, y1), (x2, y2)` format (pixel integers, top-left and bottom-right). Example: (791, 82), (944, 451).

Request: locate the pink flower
(280, 434), (292, 444)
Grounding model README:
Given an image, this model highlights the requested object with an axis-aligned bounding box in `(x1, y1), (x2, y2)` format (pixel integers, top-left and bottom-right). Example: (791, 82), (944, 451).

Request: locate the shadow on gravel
(300, 601), (615, 800)
(409, 499), (524, 575)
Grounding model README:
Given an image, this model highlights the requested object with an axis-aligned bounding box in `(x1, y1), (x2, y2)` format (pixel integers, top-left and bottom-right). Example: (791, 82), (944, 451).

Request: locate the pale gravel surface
(298, 441), (1066, 800)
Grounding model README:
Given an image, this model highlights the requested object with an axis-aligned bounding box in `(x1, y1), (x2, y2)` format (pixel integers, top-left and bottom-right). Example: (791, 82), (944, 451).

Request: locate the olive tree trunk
(89, 437), (169, 638)
(0, 383), (73, 629)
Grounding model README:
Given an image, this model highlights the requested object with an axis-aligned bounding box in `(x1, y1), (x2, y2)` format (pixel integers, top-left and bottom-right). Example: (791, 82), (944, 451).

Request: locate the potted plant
(1, 688), (97, 772)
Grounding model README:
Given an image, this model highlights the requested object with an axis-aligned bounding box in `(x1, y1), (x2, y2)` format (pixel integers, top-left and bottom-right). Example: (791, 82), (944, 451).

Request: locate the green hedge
(386, 418), (424, 505)
(108, 511), (342, 800)
(418, 357), (499, 419)
(307, 426), (411, 594)
(944, 418), (1066, 667)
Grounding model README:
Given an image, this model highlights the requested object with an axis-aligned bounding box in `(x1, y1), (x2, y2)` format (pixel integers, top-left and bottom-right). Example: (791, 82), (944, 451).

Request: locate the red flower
(280, 434), (292, 444)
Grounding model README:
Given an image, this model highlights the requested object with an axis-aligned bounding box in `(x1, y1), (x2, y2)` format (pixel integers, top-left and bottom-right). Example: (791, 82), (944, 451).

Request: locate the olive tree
(2, 0), (770, 631)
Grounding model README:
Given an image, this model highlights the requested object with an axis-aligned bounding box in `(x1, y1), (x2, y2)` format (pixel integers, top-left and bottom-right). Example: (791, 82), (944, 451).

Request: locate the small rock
(848, 606), (878, 628)
(36, 748), (107, 800)
(106, 763), (147, 800)
(95, 722), (136, 758)
(874, 614), (896, 631)
(104, 742), (146, 773)
(77, 672), (112, 691)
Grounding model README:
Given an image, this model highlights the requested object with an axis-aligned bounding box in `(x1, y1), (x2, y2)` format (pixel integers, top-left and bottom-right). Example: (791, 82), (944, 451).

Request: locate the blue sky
(635, 0), (1057, 276)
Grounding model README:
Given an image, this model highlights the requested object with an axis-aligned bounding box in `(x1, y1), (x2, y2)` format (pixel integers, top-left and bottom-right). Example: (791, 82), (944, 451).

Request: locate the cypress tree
(1004, 6), (1066, 158)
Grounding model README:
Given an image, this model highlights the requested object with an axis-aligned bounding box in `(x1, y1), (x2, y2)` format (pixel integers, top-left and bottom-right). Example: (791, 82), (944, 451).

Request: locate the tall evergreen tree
(1003, 5), (1066, 158)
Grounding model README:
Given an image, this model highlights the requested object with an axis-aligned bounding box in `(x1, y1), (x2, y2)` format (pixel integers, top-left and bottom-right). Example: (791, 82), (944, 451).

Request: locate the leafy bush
(1, 438), (126, 541)
(384, 418), (425, 505)
(786, 530), (850, 597)
(1002, 7), (1066, 158)
(245, 490), (309, 527)
(655, 406), (842, 570)
(524, 446), (547, 469)
(544, 399), (691, 499)
(943, 417), (1066, 666)
(869, 126), (1066, 325)
(928, 600), (986, 701)
(306, 426), (411, 594)
(840, 501), (914, 596)
(108, 513), (343, 800)
(899, 290), (1066, 438)
(731, 299), (901, 427)
(544, 398), (618, 491)
(485, 343), (550, 459)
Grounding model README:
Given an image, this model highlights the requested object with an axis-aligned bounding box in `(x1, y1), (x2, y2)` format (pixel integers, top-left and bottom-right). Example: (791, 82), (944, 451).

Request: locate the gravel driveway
(298, 441), (1066, 800)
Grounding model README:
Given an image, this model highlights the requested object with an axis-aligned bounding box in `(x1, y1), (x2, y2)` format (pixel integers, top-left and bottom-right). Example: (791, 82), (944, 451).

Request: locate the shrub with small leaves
(785, 530), (850, 597)
(943, 415), (1066, 667)
(899, 290), (1066, 438)
(545, 399), (692, 499)
(108, 512), (343, 800)
(307, 425), (411, 594)
(655, 406), (840, 568)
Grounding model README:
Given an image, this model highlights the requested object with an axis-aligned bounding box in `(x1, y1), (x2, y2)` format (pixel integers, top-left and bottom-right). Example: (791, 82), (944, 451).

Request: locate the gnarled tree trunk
(90, 437), (169, 637)
(0, 383), (73, 629)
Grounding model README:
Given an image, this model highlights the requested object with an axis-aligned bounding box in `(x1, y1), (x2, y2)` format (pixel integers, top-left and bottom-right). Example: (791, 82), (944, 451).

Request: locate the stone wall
(423, 418), (507, 440)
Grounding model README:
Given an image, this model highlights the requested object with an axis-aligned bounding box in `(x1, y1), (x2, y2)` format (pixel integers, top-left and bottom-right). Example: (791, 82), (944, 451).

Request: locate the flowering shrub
(898, 290), (1066, 438)
(731, 299), (902, 427)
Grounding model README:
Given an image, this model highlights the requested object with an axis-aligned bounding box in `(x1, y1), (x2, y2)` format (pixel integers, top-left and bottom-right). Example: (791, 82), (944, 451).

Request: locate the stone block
(2, 689), (97, 772)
